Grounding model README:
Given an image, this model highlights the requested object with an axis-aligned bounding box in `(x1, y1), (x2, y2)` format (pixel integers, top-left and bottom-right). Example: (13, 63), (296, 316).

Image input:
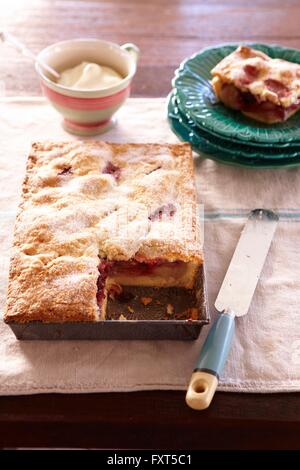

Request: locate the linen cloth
(0, 97), (299, 395)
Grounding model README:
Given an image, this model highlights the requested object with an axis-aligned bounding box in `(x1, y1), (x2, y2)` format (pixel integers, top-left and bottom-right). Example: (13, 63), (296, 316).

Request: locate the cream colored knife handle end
(186, 371), (218, 410)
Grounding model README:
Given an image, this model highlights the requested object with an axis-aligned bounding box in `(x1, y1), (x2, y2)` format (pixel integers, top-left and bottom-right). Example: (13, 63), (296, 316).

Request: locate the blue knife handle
(186, 313), (235, 410)
(195, 313), (235, 378)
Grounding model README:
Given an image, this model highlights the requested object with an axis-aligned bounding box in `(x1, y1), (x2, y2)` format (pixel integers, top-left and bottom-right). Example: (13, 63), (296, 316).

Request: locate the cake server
(186, 208), (279, 410)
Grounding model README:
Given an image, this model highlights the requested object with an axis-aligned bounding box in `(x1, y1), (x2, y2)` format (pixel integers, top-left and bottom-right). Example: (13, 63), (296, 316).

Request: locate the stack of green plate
(168, 43), (300, 168)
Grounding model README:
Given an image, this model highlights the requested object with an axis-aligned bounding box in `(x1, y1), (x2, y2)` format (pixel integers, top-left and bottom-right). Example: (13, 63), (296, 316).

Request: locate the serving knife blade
(215, 208), (278, 316)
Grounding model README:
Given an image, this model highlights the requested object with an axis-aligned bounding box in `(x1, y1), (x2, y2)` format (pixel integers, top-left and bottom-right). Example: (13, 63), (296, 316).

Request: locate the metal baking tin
(6, 267), (209, 341)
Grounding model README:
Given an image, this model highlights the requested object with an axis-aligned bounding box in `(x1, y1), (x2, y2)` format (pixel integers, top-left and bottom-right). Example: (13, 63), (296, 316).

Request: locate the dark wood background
(1, 0), (300, 450)
(3, 0), (300, 98)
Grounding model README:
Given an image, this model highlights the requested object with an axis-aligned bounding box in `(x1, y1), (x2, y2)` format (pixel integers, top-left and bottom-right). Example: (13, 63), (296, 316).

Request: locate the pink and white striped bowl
(36, 39), (139, 135)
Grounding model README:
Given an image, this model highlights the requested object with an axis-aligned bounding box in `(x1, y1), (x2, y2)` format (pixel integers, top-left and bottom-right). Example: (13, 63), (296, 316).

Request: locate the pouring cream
(57, 62), (123, 90)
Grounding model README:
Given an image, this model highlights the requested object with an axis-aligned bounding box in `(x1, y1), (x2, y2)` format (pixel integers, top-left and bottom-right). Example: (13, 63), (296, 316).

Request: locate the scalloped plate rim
(167, 93), (300, 169)
(172, 94), (300, 159)
(172, 88), (300, 149)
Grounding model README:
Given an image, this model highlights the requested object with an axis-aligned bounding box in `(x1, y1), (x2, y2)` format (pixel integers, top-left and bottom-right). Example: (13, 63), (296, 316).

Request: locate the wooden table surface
(1, 0), (300, 450)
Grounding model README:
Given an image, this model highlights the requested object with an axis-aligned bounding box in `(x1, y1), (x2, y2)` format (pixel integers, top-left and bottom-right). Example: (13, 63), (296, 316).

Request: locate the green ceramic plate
(173, 43), (300, 144)
(171, 95), (300, 160)
(175, 90), (300, 149)
(167, 93), (300, 169)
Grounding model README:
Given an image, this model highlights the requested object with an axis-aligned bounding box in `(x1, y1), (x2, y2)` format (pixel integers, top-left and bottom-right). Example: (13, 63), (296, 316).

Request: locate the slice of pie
(211, 45), (300, 124)
(5, 141), (203, 324)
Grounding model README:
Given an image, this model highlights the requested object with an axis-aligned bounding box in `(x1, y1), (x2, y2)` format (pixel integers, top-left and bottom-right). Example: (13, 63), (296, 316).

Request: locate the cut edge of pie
(97, 258), (201, 319)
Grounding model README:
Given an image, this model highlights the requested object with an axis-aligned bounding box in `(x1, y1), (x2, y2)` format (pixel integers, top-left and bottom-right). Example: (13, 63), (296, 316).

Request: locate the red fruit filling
(217, 83), (244, 110)
(58, 166), (72, 176)
(240, 64), (259, 85)
(96, 258), (185, 307)
(107, 259), (183, 276)
(264, 79), (290, 98)
(219, 83), (298, 121)
(102, 162), (121, 180)
(149, 203), (176, 221)
(96, 261), (108, 305)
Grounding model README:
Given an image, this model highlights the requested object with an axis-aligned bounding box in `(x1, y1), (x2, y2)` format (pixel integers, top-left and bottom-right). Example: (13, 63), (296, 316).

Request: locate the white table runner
(0, 97), (299, 395)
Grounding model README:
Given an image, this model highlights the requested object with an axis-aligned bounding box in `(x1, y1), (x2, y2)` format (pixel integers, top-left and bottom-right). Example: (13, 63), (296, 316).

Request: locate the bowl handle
(121, 43), (140, 63)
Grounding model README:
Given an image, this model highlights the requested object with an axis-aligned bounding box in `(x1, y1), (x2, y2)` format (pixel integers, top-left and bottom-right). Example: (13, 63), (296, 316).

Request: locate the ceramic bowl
(36, 38), (139, 135)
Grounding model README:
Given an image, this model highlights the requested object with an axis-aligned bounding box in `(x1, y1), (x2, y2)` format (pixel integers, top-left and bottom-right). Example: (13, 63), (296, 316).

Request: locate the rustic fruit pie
(5, 141), (205, 337)
(211, 45), (300, 124)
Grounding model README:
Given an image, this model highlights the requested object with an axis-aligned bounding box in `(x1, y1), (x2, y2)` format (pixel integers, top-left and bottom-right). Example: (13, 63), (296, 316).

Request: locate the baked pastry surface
(211, 45), (300, 123)
(5, 141), (203, 323)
